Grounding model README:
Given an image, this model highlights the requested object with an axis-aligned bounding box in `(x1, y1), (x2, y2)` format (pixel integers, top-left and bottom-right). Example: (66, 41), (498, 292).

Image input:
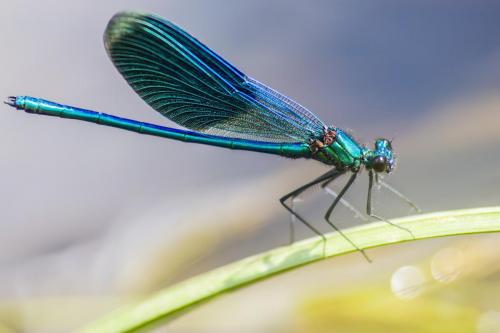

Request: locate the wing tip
(105, 11), (146, 48)
(104, 11), (168, 50)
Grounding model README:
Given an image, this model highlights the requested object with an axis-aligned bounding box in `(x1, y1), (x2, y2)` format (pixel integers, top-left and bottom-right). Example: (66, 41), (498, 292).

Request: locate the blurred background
(0, 1), (499, 332)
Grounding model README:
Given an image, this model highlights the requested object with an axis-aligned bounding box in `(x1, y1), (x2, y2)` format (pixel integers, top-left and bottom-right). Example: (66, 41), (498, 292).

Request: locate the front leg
(367, 170), (415, 238)
(376, 174), (421, 213)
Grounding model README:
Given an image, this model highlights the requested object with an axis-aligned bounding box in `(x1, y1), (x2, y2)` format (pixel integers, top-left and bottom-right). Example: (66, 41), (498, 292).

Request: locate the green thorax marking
(311, 128), (364, 169)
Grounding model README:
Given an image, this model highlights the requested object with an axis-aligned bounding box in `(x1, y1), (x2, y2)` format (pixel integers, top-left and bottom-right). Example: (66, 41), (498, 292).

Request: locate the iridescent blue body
(9, 95), (392, 171)
(5, 11), (415, 259)
(11, 96), (311, 159)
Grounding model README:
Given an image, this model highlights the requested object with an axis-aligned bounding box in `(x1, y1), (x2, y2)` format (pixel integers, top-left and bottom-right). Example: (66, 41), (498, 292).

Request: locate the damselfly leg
(367, 170), (415, 238)
(322, 172), (371, 262)
(281, 169), (370, 261)
(377, 176), (421, 213)
(280, 169), (344, 243)
(322, 179), (369, 222)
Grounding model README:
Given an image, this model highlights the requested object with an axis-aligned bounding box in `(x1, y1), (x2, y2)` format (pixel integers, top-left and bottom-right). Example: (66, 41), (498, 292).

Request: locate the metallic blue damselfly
(5, 12), (420, 260)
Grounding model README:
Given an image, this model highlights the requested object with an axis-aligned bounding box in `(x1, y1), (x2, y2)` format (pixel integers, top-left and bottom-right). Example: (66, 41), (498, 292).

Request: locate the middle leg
(322, 172), (371, 261)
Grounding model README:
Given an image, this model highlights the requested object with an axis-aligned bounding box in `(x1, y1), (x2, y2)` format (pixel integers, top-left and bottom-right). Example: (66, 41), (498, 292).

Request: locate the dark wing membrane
(104, 12), (326, 143)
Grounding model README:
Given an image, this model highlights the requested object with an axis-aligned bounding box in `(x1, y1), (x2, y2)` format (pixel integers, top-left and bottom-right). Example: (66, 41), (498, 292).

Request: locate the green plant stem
(80, 206), (500, 333)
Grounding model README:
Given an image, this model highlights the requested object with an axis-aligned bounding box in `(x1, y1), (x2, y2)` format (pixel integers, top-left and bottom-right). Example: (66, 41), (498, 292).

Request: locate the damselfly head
(366, 138), (394, 173)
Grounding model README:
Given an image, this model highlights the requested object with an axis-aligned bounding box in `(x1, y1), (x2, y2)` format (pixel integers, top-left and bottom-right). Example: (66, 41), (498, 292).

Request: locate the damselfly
(5, 12), (419, 260)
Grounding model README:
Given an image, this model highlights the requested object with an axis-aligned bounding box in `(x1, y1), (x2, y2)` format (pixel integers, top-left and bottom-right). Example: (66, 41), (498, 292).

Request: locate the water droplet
(431, 247), (463, 283)
(390, 265), (426, 299)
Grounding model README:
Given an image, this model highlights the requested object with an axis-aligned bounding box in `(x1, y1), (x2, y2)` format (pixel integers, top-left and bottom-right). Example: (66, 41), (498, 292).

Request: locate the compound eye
(372, 156), (387, 173)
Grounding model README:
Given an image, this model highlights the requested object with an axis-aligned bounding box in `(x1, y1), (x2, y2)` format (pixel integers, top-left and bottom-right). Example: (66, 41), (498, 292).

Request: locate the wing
(104, 11), (326, 143)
